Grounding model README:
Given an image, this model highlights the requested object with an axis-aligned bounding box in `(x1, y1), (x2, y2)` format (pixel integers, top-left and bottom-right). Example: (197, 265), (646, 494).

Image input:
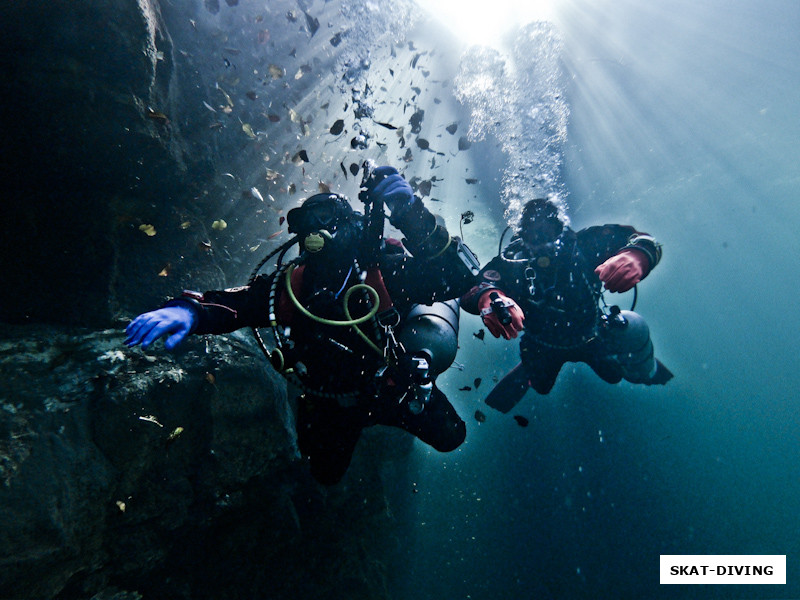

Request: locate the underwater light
(419, 0), (555, 48)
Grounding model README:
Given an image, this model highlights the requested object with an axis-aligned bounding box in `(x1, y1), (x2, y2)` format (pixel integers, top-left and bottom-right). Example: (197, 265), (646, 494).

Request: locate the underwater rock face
(0, 325), (400, 599)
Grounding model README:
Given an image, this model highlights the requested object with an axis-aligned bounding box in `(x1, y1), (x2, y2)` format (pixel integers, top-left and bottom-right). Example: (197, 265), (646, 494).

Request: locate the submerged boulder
(0, 325), (402, 599)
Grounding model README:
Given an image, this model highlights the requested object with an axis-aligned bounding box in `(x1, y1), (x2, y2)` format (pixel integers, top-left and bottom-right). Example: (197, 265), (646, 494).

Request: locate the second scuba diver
(125, 165), (480, 485)
(461, 197), (673, 413)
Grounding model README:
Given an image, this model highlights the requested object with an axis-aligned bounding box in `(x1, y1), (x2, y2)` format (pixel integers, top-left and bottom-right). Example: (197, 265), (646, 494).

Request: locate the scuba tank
(396, 299), (460, 377)
(599, 306), (658, 383)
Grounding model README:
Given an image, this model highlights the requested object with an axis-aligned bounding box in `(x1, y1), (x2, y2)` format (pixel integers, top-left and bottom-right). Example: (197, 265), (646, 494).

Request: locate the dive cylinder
(600, 306), (657, 383)
(396, 300), (460, 376)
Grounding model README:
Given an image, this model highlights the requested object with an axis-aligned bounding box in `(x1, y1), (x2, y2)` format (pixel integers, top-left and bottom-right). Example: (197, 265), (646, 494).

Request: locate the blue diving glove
(125, 305), (197, 350)
(366, 166), (416, 216)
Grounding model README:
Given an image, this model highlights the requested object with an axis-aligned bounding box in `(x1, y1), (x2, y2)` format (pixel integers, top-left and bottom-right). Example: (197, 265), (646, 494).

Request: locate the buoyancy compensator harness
(247, 161), (434, 413)
(497, 224), (640, 351)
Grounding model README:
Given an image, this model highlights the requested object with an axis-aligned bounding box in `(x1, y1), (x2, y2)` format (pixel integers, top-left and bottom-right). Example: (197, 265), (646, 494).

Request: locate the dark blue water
(378, 1), (800, 599)
(147, 0), (799, 597)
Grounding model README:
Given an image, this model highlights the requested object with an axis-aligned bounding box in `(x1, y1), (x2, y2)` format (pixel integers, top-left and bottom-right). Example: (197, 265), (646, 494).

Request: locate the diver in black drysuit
(461, 197), (673, 413)
(125, 166), (478, 485)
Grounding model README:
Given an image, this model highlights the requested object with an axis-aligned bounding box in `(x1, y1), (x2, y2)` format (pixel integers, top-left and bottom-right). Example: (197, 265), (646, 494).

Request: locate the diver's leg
(520, 341), (563, 395)
(584, 341), (624, 384)
(387, 386), (466, 452)
(295, 395), (365, 485)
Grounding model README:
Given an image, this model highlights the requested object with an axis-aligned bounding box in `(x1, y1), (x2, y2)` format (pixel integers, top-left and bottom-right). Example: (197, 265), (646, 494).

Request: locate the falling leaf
(292, 149), (310, 164)
(268, 230), (284, 239)
(158, 264), (170, 277)
(167, 427), (184, 443)
(265, 169), (281, 181)
(212, 219), (227, 230)
(349, 163), (360, 176)
(458, 136), (472, 151)
(288, 183), (296, 194)
(116, 500), (127, 513)
(513, 415), (530, 427)
(473, 329), (485, 341)
(202, 101), (217, 113)
(146, 108), (169, 123)
(205, 372), (216, 384)
(250, 186), (264, 201)
(180, 221), (191, 229)
(199, 240), (212, 251)
(409, 109), (424, 133)
(279, 216), (285, 225)
(139, 415), (164, 427)
(446, 122), (458, 134)
(474, 410), (486, 423)
(416, 138), (430, 150)
(304, 11), (320, 36)
(288, 107), (302, 123)
(474, 377), (482, 389)
(329, 119), (345, 135)
(257, 29), (270, 44)
(246, 90), (258, 101)
(267, 113), (281, 122)
(461, 210), (475, 224)
(318, 181), (331, 193)
(139, 224), (156, 236)
(374, 121), (398, 130)
(242, 123), (256, 139)
(268, 64), (285, 79)
(459, 386), (472, 392)
(466, 178), (479, 184)
(330, 32), (343, 47)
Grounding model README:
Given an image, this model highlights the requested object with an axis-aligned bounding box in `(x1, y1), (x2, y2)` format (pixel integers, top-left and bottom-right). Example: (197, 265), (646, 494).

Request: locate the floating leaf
(212, 219), (227, 230)
(167, 427), (184, 442)
(513, 415), (530, 427)
(291, 149), (310, 164)
(329, 119), (345, 135)
(139, 415), (163, 427)
(250, 186), (264, 201)
(304, 11), (320, 36)
(139, 224), (156, 236)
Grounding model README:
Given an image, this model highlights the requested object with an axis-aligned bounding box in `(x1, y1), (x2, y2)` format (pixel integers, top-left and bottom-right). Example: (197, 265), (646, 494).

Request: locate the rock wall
(0, 1), (407, 597)
(0, 325), (407, 599)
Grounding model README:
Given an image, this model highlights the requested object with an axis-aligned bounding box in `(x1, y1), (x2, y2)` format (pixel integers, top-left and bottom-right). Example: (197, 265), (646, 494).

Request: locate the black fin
(485, 362), (530, 413)
(645, 359), (674, 385)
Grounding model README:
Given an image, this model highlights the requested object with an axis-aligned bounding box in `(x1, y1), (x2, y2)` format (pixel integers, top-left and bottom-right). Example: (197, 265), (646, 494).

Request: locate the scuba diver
(461, 197), (673, 413)
(125, 165), (480, 485)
